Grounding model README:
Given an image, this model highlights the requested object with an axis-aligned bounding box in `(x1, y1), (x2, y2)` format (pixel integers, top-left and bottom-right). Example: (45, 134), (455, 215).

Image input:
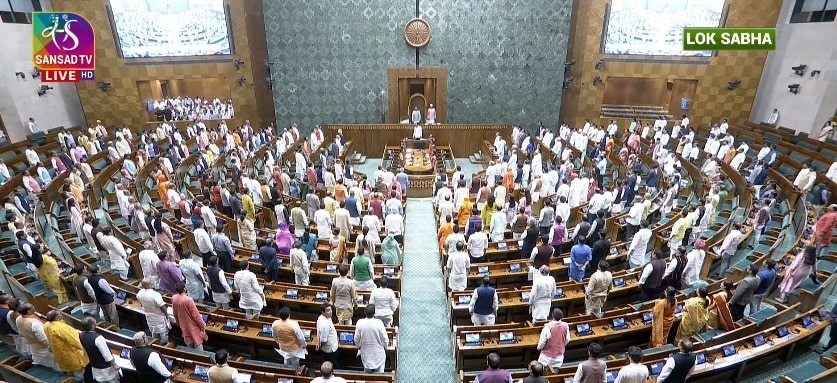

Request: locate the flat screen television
(604, 0), (726, 57)
(109, 0), (231, 59)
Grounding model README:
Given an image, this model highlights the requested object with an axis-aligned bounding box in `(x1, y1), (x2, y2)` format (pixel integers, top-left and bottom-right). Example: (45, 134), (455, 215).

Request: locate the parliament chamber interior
(0, 0), (835, 383)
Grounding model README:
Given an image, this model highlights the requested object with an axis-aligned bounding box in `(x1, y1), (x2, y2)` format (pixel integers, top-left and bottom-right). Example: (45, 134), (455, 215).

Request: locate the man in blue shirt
(750, 259), (776, 313)
(569, 236), (592, 283)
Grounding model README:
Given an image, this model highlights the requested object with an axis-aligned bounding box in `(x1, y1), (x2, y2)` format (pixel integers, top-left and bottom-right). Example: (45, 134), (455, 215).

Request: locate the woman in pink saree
(274, 221), (295, 256)
(777, 246), (817, 303)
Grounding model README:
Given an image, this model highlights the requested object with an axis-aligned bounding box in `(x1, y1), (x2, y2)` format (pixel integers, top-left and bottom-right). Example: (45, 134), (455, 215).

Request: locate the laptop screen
(499, 331), (514, 342)
(164, 358), (174, 370)
(315, 292), (328, 300)
(675, 304), (684, 315)
(753, 334), (765, 347)
(613, 277), (625, 287)
(339, 332), (354, 343)
(509, 263), (521, 272)
(577, 323), (590, 333)
(384, 268), (395, 276)
(723, 344), (736, 357)
(478, 266), (489, 274)
(286, 289), (298, 297)
(613, 317), (626, 328)
(555, 288), (564, 297)
(194, 365), (209, 376)
(465, 333), (480, 344)
(562, 257), (571, 265)
(777, 325), (789, 337)
(802, 316), (813, 327)
(458, 295), (471, 304)
(521, 292), (530, 301)
(643, 312), (653, 322)
(302, 329), (312, 340)
(201, 314), (209, 324)
(119, 348), (130, 359)
(606, 371), (618, 383)
(696, 352), (706, 364)
(650, 362), (663, 375)
(326, 264), (338, 272)
(225, 320), (239, 329)
(262, 325), (272, 335)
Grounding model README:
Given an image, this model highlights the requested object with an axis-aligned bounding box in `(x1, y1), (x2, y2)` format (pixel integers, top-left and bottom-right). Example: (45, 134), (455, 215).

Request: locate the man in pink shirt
(814, 204), (837, 259)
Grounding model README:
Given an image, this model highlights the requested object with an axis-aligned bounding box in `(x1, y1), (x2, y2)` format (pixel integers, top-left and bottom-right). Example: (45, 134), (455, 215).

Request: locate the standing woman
(153, 214), (178, 261)
(300, 226), (319, 262)
(238, 215), (257, 250)
(675, 287), (710, 344)
(707, 281), (738, 331)
(274, 222), (294, 256)
(777, 246), (817, 303)
(68, 199), (84, 244)
(650, 286), (677, 347)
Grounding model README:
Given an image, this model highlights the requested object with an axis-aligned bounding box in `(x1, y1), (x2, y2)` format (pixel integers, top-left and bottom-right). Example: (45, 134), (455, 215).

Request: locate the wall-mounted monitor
(109, 0), (231, 59)
(605, 0), (726, 57)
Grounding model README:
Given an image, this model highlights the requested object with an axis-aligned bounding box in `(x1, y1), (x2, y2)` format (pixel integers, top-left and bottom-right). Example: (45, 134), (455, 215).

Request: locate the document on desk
(115, 356), (135, 370)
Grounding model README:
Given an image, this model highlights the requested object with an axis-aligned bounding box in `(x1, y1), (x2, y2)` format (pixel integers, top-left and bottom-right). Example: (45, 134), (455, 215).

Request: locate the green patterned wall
(263, 0), (572, 132)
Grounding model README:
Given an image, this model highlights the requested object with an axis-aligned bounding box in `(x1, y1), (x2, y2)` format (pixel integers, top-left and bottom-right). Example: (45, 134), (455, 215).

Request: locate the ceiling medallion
(404, 18), (431, 48)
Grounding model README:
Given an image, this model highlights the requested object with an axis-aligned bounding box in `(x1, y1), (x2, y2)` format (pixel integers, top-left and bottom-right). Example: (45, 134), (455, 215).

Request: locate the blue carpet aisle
(397, 198), (457, 383)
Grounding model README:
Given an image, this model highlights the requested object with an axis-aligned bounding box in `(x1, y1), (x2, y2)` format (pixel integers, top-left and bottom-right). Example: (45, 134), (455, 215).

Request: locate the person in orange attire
(458, 196), (474, 227)
(171, 282), (208, 351)
(438, 215), (454, 253)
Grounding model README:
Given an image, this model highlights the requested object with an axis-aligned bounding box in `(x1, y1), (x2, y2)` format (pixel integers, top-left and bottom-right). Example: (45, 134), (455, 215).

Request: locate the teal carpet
(397, 198), (457, 382)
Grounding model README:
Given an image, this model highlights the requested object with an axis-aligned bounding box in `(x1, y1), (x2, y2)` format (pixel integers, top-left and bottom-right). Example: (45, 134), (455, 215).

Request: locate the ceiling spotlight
(234, 59), (245, 70)
(31, 68), (41, 79)
(593, 75), (602, 86)
(595, 59), (604, 70)
(15, 72), (25, 79)
(97, 81), (111, 92)
(237, 76), (246, 86)
(791, 65), (807, 76)
(788, 84), (800, 94)
(810, 70), (821, 77)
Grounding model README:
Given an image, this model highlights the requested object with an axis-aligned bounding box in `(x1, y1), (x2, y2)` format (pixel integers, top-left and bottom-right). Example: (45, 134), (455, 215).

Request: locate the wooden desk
(403, 147), (433, 174)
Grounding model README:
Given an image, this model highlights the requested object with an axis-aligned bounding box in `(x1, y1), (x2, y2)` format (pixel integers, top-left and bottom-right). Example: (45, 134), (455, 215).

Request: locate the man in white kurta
(100, 229), (129, 280)
(136, 279), (170, 343)
(179, 258), (205, 304)
(568, 175), (589, 207)
(411, 108), (422, 124)
(354, 306), (389, 372)
(138, 242), (160, 289)
(334, 205), (351, 239)
(446, 242), (470, 291)
(413, 124), (423, 139)
(314, 208), (333, 238)
(530, 266), (556, 322)
(234, 267), (265, 319)
(627, 223), (653, 268)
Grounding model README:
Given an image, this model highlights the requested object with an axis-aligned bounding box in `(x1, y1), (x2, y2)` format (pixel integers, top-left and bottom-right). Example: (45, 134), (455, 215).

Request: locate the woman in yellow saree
(675, 287), (710, 344)
(650, 286), (677, 347)
(38, 255), (68, 304)
(707, 281), (738, 331)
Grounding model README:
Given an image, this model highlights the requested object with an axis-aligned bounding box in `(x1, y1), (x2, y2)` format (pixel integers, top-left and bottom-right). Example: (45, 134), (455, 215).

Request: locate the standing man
(44, 310), (88, 380)
(272, 307), (308, 366)
(426, 104), (436, 124)
(180, 255), (206, 304)
(469, 276), (498, 326)
(16, 303), (58, 369)
(369, 276), (399, 327)
(411, 107), (422, 125)
(354, 306), (389, 373)
(316, 303), (342, 369)
(208, 349), (242, 383)
(638, 250), (667, 302)
(572, 343), (607, 383)
(446, 242), (471, 292)
(27, 117), (39, 133)
(716, 223), (744, 277)
(330, 265), (358, 325)
(171, 282), (208, 351)
(100, 227), (130, 280)
(207, 256), (233, 309)
(813, 205), (837, 259)
(234, 263), (265, 319)
(290, 241), (311, 285)
(194, 220), (215, 267)
(585, 261), (613, 316)
(729, 264), (760, 322)
(71, 264), (99, 316)
(751, 259), (777, 313)
(129, 331), (173, 383)
(85, 265), (119, 325)
(537, 308), (570, 369)
(79, 317), (121, 383)
(136, 279), (170, 344)
(766, 108), (780, 126)
(530, 266), (556, 322)
(656, 339), (696, 383)
(614, 346), (649, 383)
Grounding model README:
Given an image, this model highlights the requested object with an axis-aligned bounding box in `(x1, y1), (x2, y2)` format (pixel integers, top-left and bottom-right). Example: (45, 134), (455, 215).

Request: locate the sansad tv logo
(32, 12), (95, 83)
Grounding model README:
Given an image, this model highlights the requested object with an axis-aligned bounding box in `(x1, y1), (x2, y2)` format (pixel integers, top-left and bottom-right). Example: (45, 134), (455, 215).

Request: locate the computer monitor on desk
(723, 344), (737, 357)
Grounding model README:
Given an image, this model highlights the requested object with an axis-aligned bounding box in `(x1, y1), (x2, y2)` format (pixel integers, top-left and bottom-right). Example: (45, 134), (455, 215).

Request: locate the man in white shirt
(413, 124), (423, 139)
(316, 303), (342, 368)
(312, 362), (347, 383)
(384, 213), (404, 244)
(468, 230), (489, 263)
(25, 146), (40, 167)
(437, 195), (455, 225)
(627, 221), (652, 268)
(719, 119), (729, 134)
(100, 227), (129, 280)
(793, 161), (817, 194)
(193, 221), (215, 267)
(767, 108), (779, 125)
(530, 266), (556, 322)
(614, 346), (649, 383)
(27, 118), (39, 133)
(354, 305), (389, 372)
(369, 276), (399, 327)
(656, 339), (697, 383)
(827, 161), (837, 184)
(446, 242), (470, 291)
(136, 279), (169, 344)
(716, 223), (744, 277)
(537, 308), (571, 368)
(682, 240), (707, 289)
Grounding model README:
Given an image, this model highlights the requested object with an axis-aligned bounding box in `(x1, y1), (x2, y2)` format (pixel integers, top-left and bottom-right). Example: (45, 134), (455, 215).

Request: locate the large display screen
(110, 0), (231, 59)
(605, 0), (726, 57)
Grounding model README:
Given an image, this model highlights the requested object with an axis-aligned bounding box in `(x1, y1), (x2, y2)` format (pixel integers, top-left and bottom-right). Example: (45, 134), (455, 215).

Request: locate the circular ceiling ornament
(404, 18), (431, 48)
